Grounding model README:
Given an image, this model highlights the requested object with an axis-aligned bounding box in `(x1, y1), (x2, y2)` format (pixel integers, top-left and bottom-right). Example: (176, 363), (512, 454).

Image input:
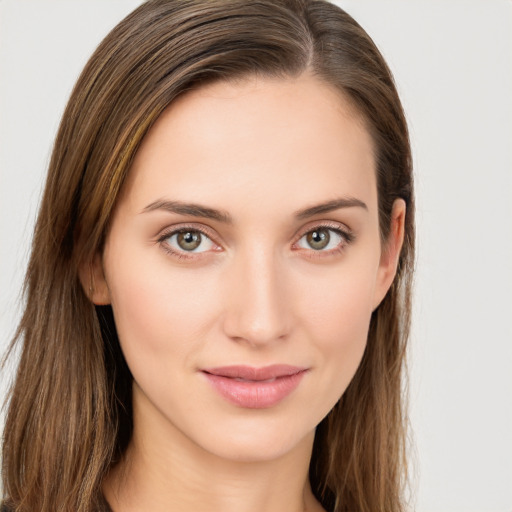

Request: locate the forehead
(122, 73), (377, 218)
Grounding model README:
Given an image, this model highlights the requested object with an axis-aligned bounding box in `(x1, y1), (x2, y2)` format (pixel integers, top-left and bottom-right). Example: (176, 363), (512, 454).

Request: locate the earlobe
(372, 199), (406, 310)
(79, 253), (111, 305)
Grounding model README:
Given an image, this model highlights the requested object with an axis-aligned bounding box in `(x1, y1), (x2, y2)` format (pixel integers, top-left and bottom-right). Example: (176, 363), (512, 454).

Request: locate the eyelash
(156, 222), (355, 261)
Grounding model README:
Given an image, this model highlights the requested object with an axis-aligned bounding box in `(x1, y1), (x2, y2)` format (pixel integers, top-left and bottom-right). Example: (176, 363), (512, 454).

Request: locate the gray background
(1, 1), (511, 510)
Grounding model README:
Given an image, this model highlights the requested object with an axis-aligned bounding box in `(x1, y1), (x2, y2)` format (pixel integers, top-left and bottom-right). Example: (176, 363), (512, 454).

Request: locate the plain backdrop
(1, 1), (511, 511)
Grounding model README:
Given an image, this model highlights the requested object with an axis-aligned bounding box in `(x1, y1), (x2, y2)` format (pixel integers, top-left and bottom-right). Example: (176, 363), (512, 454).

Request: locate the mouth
(200, 365), (308, 409)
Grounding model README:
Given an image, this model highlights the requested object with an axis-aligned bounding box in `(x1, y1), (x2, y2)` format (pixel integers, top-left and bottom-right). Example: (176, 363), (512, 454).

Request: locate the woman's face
(93, 74), (403, 462)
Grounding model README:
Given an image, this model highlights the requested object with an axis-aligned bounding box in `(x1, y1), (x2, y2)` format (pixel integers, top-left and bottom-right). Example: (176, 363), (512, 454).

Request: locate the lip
(201, 365), (308, 409)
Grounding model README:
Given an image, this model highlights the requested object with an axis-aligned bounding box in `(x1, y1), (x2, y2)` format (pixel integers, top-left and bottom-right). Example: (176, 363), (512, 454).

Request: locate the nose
(222, 247), (292, 348)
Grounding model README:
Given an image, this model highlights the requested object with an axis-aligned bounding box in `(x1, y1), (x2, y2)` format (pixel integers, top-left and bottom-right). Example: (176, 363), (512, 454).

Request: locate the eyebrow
(142, 200), (233, 223)
(142, 196), (367, 223)
(294, 197), (368, 219)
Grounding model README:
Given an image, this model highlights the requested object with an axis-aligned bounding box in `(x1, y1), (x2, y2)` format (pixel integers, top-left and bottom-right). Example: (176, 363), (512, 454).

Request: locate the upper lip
(201, 364), (307, 381)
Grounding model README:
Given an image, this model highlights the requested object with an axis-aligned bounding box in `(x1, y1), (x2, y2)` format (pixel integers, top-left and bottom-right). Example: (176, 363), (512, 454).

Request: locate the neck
(104, 386), (324, 512)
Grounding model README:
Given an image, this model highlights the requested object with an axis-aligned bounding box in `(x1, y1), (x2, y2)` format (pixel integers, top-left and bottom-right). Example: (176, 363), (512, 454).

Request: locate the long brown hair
(1, 1), (414, 511)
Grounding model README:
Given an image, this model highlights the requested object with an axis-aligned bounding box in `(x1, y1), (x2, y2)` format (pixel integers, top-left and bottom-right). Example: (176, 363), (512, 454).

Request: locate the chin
(181, 413), (318, 464)
(202, 436), (312, 464)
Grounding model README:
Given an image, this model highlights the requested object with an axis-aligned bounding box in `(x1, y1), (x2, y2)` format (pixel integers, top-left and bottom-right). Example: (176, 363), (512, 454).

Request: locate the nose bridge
(222, 243), (291, 346)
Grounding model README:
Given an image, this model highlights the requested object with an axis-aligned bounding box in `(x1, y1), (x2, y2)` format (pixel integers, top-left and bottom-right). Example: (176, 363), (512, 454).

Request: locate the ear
(79, 253), (111, 305)
(372, 199), (406, 310)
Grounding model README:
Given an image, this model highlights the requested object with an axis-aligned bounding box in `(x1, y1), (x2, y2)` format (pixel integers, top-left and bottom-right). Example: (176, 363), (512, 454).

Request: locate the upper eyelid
(157, 223), (218, 242)
(293, 220), (353, 240)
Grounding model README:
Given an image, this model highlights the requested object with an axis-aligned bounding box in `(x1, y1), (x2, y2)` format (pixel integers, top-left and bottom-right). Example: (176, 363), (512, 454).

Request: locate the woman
(1, 0), (414, 511)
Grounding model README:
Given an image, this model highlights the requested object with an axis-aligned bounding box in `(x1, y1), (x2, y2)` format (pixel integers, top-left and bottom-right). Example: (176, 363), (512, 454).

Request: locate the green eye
(305, 228), (331, 250)
(163, 229), (216, 254)
(177, 230), (203, 251)
(297, 227), (347, 252)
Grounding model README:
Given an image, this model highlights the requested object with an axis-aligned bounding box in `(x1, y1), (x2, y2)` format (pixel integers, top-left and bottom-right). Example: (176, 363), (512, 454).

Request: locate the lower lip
(202, 370), (307, 409)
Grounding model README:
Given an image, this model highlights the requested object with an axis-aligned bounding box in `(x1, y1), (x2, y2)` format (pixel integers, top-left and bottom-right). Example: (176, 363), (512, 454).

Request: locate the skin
(88, 73), (405, 512)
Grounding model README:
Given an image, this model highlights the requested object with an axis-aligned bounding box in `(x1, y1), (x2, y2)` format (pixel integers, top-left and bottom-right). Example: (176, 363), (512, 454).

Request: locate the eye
(295, 225), (353, 253)
(159, 227), (219, 256)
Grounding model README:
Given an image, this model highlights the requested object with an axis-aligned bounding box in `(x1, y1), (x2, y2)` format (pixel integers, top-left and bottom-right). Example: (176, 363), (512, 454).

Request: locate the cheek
(298, 259), (376, 338)
(104, 247), (220, 369)
(294, 262), (377, 398)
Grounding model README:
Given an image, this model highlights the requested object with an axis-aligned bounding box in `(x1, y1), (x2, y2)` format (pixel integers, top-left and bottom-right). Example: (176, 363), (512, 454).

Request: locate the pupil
(178, 231), (201, 250)
(307, 229), (330, 250)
